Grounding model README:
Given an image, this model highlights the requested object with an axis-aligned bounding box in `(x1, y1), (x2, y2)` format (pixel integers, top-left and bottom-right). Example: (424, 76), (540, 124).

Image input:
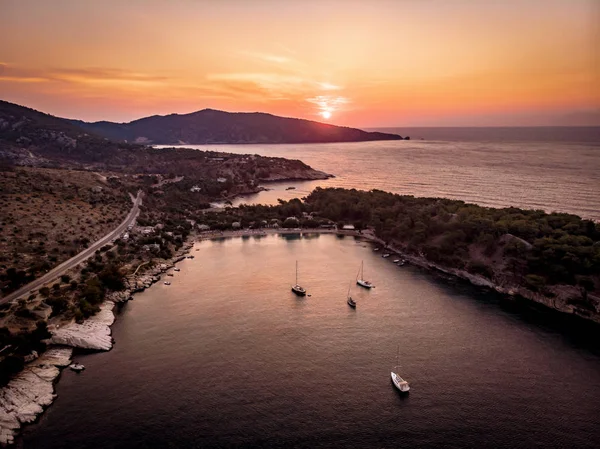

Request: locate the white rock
(48, 301), (115, 351)
(0, 347), (72, 445)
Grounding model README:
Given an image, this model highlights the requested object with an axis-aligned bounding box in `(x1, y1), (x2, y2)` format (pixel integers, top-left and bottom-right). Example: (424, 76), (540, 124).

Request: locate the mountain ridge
(69, 108), (405, 144)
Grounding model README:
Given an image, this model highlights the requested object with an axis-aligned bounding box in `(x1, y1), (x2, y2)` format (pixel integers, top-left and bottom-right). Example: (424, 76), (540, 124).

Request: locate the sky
(0, 0), (599, 127)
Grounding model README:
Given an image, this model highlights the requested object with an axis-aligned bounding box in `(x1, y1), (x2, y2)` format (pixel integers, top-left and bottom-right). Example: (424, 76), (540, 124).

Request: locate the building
(190, 185), (202, 192)
(342, 224), (355, 230)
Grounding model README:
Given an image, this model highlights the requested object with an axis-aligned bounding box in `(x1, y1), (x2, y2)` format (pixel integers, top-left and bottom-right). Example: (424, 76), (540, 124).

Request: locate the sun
(321, 110), (332, 120)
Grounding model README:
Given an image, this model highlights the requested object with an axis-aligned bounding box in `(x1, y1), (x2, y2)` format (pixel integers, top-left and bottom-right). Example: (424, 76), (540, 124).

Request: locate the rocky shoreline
(359, 230), (600, 325)
(0, 241), (195, 446)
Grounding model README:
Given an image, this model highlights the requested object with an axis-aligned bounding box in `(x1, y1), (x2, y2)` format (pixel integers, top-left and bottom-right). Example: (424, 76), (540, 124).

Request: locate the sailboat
(347, 283), (356, 308)
(356, 261), (373, 288)
(391, 345), (410, 393)
(291, 260), (306, 296)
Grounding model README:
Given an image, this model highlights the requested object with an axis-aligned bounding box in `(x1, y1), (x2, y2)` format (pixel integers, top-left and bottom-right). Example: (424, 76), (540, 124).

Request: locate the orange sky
(1, 0), (599, 126)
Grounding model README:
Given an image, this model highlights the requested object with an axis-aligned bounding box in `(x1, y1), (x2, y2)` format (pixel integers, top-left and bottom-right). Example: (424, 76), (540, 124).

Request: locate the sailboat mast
(296, 260), (298, 285)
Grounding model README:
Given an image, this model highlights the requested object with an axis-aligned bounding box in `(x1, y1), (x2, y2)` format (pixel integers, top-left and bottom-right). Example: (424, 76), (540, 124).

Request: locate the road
(0, 191), (143, 305)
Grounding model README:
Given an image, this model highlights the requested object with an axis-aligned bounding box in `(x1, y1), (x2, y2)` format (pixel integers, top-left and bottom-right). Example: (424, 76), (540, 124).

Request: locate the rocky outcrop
(259, 169), (333, 182)
(0, 347), (72, 446)
(48, 301), (115, 351)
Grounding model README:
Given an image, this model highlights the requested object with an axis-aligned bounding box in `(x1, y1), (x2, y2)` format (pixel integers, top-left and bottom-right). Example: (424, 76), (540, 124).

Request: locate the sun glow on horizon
(0, 0), (598, 126)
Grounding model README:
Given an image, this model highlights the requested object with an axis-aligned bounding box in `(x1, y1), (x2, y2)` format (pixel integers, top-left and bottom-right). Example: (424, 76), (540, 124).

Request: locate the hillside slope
(70, 109), (405, 144)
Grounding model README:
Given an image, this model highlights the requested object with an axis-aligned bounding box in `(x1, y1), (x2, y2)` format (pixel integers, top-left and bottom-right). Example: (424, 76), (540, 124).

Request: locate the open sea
(165, 126), (600, 220)
(21, 235), (600, 448)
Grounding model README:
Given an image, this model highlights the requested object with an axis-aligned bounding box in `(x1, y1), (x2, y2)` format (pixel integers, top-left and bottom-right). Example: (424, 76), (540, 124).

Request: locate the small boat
(174, 268), (181, 272)
(393, 259), (400, 263)
(291, 261), (306, 296)
(373, 248), (380, 251)
(164, 281), (171, 285)
(391, 345), (410, 393)
(347, 283), (356, 308)
(382, 253), (391, 258)
(167, 273), (174, 277)
(356, 261), (373, 288)
(69, 363), (85, 372)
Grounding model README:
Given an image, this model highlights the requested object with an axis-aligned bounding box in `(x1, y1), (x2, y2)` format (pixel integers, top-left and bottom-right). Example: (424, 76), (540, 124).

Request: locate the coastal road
(0, 191), (143, 305)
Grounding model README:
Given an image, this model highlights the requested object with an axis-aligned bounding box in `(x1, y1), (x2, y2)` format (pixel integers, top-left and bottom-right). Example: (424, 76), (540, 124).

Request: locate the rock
(48, 301), (115, 351)
(0, 347), (72, 445)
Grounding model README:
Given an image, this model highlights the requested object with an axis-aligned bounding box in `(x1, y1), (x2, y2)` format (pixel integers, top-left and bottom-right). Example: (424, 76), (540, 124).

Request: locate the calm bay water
(164, 128), (600, 220)
(22, 235), (600, 448)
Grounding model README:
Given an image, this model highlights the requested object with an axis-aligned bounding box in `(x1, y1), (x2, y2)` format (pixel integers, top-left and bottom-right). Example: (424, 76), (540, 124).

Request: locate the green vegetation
(0, 321), (51, 385)
(303, 188), (599, 294)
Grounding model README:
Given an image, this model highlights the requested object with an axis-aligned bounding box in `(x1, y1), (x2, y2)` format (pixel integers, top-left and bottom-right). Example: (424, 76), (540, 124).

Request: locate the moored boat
(356, 261), (373, 288)
(347, 283), (356, 308)
(291, 261), (306, 296)
(391, 345), (410, 393)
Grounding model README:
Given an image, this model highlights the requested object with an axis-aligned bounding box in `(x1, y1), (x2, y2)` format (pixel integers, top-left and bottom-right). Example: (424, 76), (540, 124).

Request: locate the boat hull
(347, 298), (356, 308)
(391, 372), (410, 393)
(291, 286), (306, 296)
(357, 279), (372, 289)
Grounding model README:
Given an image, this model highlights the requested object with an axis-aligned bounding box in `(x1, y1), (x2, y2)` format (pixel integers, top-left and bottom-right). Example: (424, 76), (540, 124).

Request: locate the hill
(70, 108), (405, 144)
(0, 100), (141, 167)
(0, 100), (330, 180)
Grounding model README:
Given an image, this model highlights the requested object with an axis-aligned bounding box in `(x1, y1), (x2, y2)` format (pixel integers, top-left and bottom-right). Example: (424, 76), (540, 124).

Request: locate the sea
(167, 126), (600, 221)
(21, 235), (600, 448)
(20, 127), (600, 448)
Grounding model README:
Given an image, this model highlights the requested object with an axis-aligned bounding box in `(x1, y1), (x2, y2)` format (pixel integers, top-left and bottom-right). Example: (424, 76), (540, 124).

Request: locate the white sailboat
(391, 345), (410, 393)
(347, 283), (356, 308)
(291, 261), (306, 296)
(356, 261), (373, 288)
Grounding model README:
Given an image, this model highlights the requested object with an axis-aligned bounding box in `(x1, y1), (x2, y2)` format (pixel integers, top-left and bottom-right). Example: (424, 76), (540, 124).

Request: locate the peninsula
(69, 108), (405, 144)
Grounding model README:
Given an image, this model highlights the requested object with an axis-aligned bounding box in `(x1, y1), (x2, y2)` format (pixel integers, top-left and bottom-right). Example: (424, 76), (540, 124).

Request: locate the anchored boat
(347, 283), (356, 308)
(391, 345), (410, 393)
(356, 261), (373, 289)
(291, 261), (306, 296)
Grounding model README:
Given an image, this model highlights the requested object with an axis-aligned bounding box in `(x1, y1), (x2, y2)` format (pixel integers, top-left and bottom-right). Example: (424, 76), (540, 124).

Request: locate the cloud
(306, 95), (350, 115)
(318, 82), (341, 91)
(0, 65), (170, 87)
(240, 51), (293, 65)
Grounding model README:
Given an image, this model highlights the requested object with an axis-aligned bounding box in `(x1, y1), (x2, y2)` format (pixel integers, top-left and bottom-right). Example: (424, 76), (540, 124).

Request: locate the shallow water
(22, 234), (600, 448)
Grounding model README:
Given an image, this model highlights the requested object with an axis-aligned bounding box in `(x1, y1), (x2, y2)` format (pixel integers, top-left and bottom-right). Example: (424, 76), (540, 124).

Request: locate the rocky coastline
(359, 230), (600, 325)
(0, 241), (194, 446)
